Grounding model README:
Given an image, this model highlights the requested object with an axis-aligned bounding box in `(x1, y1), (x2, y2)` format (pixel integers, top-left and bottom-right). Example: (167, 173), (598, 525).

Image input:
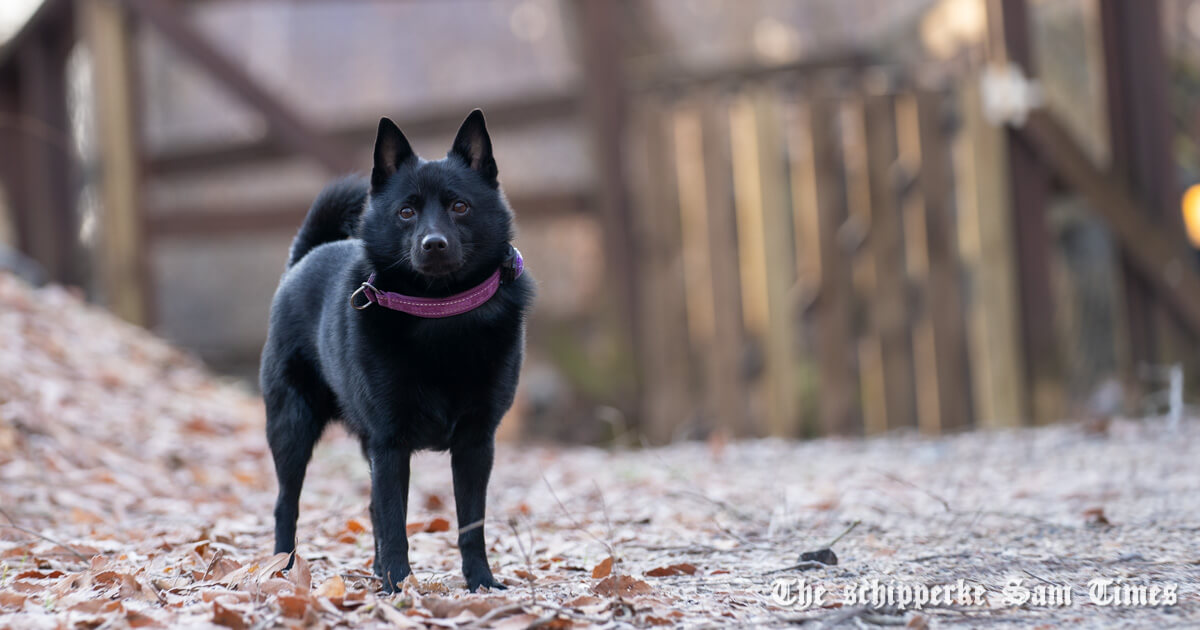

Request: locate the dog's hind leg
(265, 380), (327, 569)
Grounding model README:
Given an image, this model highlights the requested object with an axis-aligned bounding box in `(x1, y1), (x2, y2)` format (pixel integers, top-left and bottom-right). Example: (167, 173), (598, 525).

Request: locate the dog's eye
(399, 207), (416, 219)
(451, 201), (470, 214)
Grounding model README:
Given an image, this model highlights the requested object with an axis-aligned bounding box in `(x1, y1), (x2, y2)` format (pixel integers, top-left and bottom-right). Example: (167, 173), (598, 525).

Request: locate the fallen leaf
(1084, 507), (1112, 527)
(0, 591), (27, 609)
(593, 575), (652, 597)
(645, 563), (698, 577)
(212, 598), (248, 629)
(315, 575), (346, 599)
(424, 494), (445, 511)
(514, 568), (536, 581)
(592, 556), (614, 579)
(288, 554), (311, 592)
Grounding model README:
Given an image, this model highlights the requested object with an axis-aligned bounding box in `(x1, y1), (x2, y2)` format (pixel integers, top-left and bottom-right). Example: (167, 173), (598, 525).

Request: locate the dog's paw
(377, 564), (412, 594)
(464, 573), (507, 592)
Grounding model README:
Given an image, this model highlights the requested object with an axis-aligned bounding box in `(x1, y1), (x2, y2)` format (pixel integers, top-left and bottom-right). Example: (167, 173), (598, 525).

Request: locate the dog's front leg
(451, 439), (506, 591)
(368, 442), (412, 593)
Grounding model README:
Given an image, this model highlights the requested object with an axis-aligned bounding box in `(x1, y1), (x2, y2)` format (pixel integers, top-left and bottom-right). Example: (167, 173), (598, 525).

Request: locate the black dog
(260, 110), (533, 592)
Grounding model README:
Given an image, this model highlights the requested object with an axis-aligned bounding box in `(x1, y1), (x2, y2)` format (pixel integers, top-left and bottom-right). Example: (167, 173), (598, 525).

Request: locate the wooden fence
(625, 72), (1026, 441)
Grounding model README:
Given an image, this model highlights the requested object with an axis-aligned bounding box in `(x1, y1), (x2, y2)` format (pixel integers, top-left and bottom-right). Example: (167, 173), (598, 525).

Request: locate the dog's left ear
(449, 109), (498, 186)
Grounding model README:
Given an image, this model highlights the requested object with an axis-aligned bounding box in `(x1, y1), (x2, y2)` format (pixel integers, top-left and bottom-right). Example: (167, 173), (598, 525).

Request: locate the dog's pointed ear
(449, 109), (498, 186)
(372, 117), (415, 189)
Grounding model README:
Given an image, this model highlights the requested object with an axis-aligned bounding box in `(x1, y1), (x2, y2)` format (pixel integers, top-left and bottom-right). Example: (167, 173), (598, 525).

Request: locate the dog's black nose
(421, 234), (448, 251)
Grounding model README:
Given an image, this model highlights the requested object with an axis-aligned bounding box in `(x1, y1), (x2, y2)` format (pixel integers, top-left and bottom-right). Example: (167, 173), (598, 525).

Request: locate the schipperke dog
(260, 110), (533, 593)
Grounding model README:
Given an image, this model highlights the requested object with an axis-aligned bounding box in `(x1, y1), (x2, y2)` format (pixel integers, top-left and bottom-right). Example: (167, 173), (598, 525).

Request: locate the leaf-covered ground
(1, 273), (1199, 629)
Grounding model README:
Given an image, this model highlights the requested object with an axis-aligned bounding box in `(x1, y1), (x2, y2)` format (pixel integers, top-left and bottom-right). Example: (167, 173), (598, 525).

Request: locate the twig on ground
(507, 516), (538, 605)
(0, 507), (88, 562)
(542, 476), (615, 556)
(824, 519), (862, 549)
(873, 469), (953, 512)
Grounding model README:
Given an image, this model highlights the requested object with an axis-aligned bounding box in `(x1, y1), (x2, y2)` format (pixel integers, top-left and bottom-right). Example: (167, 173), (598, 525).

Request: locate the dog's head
(360, 110), (514, 287)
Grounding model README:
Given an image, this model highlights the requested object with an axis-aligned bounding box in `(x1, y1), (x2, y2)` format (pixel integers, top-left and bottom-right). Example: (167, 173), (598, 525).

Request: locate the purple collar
(349, 247), (524, 318)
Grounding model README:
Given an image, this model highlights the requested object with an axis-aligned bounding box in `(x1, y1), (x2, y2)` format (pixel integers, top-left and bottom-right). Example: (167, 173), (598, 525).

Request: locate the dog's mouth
(414, 259), (464, 278)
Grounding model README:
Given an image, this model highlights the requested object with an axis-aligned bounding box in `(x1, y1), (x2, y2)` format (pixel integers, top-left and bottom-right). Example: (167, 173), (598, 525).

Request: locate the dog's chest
(349, 317), (515, 449)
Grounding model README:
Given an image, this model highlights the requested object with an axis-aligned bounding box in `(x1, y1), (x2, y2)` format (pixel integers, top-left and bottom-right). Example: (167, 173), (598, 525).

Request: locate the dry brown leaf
(258, 577), (296, 596)
(907, 613), (930, 629)
(0, 590), (28, 609)
(424, 494), (445, 511)
(201, 590), (253, 603)
(422, 595), (503, 618)
(212, 598), (249, 630)
(591, 556), (614, 579)
(345, 518), (367, 533)
(645, 563), (697, 577)
(314, 574), (346, 599)
(593, 575), (652, 597)
(1084, 507), (1112, 526)
(288, 554), (311, 592)
(513, 568), (536, 581)
(253, 552), (292, 582)
(277, 594), (310, 619)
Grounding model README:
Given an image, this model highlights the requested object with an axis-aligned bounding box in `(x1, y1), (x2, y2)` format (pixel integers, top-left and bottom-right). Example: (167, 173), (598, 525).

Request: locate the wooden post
(700, 93), (752, 437)
(568, 0), (644, 430)
(0, 70), (22, 251)
(629, 100), (692, 444)
(862, 92), (917, 432)
(673, 98), (750, 437)
(987, 0), (1063, 424)
(1098, 0), (1197, 388)
(729, 90), (799, 437)
(897, 91), (973, 433)
(841, 97), (887, 434)
(789, 98), (860, 435)
(84, 0), (147, 325)
(17, 12), (78, 285)
(956, 82), (1026, 427)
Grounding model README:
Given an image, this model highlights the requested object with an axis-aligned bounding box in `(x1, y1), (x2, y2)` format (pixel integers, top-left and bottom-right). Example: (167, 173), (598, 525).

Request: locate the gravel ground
(1, 274), (1198, 628)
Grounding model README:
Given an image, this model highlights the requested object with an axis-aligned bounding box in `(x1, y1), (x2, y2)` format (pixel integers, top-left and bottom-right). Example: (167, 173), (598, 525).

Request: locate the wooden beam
(84, 0), (147, 325)
(120, 0), (355, 174)
(1019, 110), (1200, 337)
(146, 191), (592, 239)
(145, 92), (579, 178)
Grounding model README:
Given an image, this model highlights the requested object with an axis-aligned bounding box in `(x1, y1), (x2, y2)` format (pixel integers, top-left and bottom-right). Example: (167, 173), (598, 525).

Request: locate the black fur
(260, 110), (533, 593)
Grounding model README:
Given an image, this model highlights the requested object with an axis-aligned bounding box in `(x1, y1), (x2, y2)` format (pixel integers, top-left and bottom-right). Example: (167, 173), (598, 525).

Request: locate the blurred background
(2, 0), (1199, 445)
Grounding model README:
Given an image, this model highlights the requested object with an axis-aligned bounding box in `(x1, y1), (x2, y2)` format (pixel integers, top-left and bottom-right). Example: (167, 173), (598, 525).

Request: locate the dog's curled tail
(288, 175), (370, 267)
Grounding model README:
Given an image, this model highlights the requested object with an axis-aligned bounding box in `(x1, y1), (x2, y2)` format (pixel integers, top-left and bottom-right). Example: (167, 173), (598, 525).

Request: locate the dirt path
(1, 274), (1198, 628)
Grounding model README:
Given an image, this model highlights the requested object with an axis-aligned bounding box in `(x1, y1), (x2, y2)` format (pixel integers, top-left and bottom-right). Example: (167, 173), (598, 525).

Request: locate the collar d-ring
(349, 282), (375, 310)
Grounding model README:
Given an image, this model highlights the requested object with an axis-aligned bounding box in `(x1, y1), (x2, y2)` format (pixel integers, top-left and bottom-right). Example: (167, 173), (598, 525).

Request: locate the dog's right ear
(372, 117), (415, 189)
